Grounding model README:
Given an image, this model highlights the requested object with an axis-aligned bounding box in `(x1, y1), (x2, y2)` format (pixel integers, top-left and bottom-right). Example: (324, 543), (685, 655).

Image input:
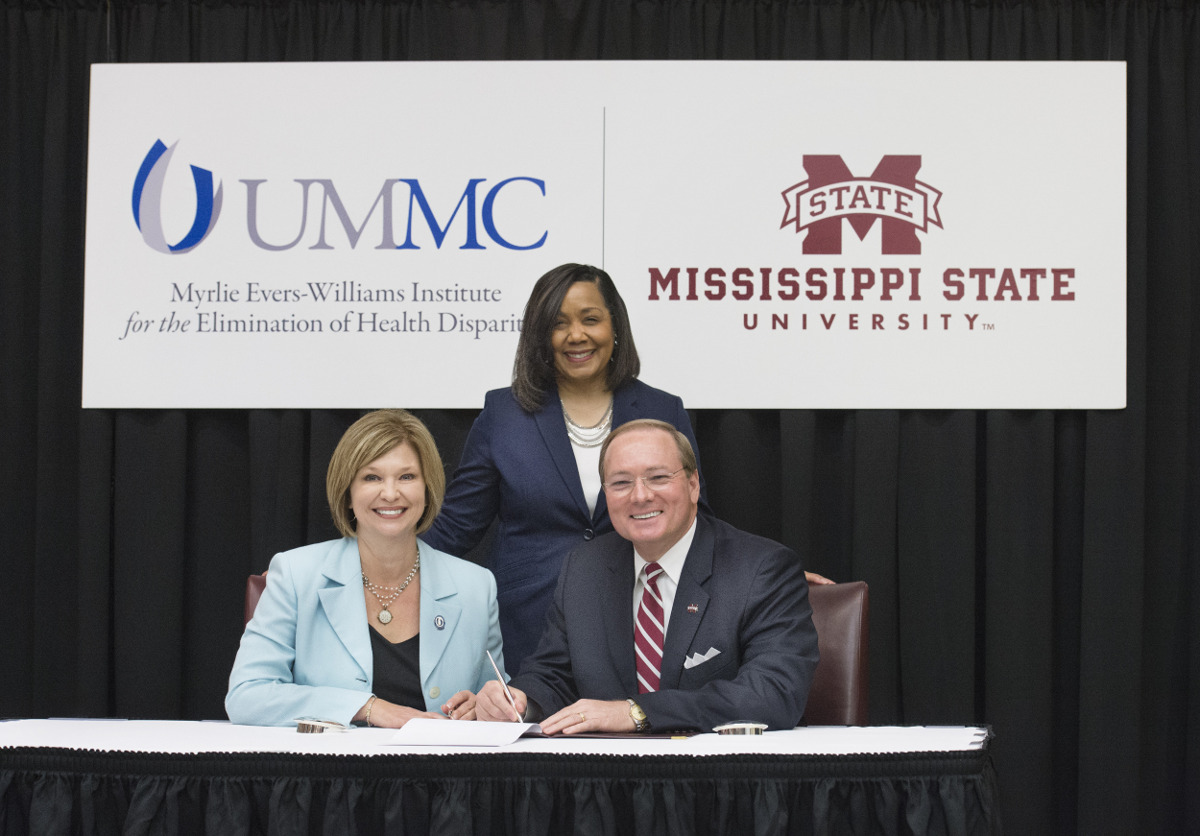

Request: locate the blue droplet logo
(132, 140), (223, 254)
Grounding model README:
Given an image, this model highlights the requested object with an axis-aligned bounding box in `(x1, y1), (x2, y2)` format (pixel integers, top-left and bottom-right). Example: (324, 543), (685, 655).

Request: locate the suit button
(429, 686), (441, 699)
(583, 529), (595, 540)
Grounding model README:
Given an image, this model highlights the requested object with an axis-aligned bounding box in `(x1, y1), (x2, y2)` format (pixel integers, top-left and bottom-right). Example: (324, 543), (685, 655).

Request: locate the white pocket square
(683, 647), (722, 669)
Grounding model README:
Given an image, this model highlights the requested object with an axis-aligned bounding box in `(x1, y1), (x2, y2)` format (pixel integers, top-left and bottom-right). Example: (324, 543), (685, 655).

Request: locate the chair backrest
(244, 573), (267, 626)
(803, 580), (869, 725)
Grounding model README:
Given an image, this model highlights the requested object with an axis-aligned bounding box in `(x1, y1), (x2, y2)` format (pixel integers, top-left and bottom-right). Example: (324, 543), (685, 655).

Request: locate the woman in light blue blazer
(227, 409), (506, 728)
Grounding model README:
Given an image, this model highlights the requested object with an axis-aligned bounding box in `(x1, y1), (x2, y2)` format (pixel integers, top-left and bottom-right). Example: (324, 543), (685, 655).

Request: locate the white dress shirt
(632, 518), (698, 637)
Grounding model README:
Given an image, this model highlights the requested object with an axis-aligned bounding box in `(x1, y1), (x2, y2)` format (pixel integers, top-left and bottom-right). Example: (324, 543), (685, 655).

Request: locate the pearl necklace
(562, 398), (613, 448)
(361, 549), (420, 625)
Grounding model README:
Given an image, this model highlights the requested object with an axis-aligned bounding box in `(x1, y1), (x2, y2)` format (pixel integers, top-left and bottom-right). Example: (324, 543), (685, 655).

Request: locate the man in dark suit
(476, 419), (819, 733)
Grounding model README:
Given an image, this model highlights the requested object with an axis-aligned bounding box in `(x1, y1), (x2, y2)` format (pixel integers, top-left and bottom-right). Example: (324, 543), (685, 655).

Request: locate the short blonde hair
(326, 410), (445, 539)
(598, 419), (697, 482)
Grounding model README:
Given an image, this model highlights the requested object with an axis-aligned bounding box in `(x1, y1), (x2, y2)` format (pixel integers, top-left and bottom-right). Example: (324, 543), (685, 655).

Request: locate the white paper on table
(385, 719), (545, 747)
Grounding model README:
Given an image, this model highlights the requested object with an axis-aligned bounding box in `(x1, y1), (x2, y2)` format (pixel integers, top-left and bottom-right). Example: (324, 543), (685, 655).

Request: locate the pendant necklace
(362, 548), (420, 625)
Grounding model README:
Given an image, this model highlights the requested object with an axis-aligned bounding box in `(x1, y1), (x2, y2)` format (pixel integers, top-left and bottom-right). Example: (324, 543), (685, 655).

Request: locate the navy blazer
(511, 515), (819, 732)
(423, 380), (707, 674)
(226, 537), (505, 727)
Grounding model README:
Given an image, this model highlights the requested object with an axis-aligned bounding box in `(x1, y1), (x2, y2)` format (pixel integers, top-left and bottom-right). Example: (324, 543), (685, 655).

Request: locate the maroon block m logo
(781, 155), (942, 255)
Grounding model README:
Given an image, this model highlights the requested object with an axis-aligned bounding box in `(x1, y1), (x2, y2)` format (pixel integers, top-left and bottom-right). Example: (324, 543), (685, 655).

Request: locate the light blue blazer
(226, 537), (506, 727)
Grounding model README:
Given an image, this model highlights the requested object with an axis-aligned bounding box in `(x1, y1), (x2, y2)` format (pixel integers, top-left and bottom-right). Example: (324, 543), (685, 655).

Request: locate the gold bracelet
(364, 694), (378, 727)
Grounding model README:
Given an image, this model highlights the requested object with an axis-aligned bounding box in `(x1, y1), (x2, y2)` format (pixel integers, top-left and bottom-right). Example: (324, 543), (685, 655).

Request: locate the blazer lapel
(533, 397), (592, 520)
(601, 538), (639, 695)
(610, 382), (640, 429)
(417, 544), (462, 692)
(317, 539), (372, 684)
(594, 384), (641, 525)
(659, 518), (713, 691)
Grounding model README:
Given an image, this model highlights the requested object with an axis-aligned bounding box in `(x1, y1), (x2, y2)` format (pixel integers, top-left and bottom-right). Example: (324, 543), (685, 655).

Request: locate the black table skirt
(0, 748), (1001, 836)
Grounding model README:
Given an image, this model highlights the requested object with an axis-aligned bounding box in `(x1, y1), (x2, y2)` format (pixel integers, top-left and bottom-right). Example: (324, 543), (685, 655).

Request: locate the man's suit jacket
(512, 515), (819, 731)
(422, 380), (708, 675)
(226, 537), (505, 727)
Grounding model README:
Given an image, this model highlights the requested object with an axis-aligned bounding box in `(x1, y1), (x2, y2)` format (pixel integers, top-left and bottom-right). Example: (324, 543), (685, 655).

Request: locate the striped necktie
(635, 564), (666, 693)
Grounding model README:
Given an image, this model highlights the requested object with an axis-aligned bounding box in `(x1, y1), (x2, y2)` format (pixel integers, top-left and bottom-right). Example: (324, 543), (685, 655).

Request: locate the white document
(385, 719), (544, 747)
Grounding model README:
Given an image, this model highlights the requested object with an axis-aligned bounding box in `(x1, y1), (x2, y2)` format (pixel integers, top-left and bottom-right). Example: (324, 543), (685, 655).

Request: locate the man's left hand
(540, 699), (637, 735)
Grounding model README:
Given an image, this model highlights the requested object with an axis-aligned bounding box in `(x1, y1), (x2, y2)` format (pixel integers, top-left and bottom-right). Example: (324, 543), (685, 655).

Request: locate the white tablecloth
(0, 719), (987, 758)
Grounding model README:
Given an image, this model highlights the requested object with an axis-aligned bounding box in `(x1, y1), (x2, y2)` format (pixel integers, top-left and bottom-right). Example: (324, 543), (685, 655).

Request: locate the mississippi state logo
(131, 139), (223, 254)
(781, 155), (942, 255)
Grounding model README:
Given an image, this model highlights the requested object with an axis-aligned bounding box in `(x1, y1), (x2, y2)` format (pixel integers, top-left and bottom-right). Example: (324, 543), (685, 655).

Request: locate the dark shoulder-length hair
(511, 263), (641, 412)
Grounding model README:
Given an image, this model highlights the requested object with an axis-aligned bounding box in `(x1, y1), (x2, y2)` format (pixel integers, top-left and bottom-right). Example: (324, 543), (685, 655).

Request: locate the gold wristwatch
(627, 699), (650, 732)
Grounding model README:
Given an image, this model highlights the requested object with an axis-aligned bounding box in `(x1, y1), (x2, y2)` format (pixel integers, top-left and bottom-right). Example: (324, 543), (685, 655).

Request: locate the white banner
(84, 61), (1126, 408)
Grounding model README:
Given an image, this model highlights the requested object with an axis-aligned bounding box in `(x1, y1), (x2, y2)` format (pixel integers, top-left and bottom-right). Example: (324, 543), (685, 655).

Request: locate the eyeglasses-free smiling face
(349, 442), (426, 544)
(602, 427), (700, 562)
(550, 280), (614, 391)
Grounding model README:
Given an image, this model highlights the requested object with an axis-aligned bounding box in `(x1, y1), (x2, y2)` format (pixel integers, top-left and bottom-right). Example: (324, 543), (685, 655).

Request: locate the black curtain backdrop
(1, 1), (1197, 834)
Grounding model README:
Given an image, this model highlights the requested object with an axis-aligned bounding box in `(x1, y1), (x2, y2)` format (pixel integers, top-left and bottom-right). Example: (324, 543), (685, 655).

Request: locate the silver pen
(486, 649), (520, 721)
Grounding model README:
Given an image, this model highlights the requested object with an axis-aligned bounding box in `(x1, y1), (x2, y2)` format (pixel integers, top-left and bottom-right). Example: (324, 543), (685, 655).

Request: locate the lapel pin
(434, 615), (446, 630)
(687, 604), (699, 614)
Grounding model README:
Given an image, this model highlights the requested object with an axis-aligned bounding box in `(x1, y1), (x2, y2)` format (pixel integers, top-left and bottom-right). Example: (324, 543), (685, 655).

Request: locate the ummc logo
(132, 140), (223, 254)
(130, 137), (547, 255)
(781, 155), (942, 255)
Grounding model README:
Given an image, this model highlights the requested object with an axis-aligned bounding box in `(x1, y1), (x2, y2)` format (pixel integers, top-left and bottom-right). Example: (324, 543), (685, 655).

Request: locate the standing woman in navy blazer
(422, 264), (711, 675)
(227, 409), (505, 728)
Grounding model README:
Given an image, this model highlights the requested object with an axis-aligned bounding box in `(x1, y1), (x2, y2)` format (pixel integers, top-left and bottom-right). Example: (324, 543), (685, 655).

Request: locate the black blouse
(368, 628), (425, 711)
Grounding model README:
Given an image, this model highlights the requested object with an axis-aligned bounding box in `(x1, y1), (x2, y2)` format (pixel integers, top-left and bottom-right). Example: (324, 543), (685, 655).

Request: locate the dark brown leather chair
(803, 580), (870, 725)
(244, 573), (267, 626)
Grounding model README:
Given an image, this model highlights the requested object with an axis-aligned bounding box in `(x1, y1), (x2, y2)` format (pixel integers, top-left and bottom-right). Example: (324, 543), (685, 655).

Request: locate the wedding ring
(579, 712), (586, 722)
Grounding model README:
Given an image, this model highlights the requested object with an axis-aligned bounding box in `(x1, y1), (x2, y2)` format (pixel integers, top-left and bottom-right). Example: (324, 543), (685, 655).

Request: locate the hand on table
(355, 697), (445, 729)
(539, 699), (635, 735)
